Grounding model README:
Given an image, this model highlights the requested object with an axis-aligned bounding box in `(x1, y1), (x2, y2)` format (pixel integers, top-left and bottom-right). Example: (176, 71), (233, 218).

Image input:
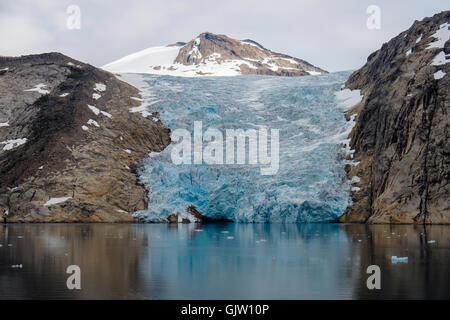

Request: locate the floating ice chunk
(92, 93), (101, 100)
(94, 83), (106, 92)
(391, 256), (408, 264)
(0, 122), (9, 127)
(434, 70), (446, 80)
(87, 119), (100, 127)
(1, 138), (27, 151)
(149, 152), (159, 158)
(24, 83), (49, 94)
(426, 22), (450, 49)
(227, 236), (234, 240)
(81, 125), (89, 131)
(44, 197), (71, 206)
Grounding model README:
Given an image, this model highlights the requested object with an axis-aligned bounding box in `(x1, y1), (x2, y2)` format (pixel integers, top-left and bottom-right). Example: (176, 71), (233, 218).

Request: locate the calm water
(1, 223), (449, 299)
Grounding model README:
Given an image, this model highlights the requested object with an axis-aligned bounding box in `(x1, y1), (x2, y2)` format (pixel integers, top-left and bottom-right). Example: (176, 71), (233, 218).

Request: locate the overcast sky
(0, 1), (448, 72)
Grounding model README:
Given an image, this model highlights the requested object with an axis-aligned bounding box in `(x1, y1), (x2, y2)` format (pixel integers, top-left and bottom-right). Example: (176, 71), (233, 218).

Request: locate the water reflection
(0, 223), (449, 299)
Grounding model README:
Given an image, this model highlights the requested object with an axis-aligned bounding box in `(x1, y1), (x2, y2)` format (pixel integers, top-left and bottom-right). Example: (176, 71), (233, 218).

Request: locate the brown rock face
(174, 32), (327, 76)
(0, 53), (170, 222)
(339, 11), (449, 224)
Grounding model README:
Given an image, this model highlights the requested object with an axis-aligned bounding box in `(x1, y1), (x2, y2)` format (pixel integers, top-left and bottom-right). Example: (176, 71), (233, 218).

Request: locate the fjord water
(131, 72), (355, 222)
(1, 223), (450, 299)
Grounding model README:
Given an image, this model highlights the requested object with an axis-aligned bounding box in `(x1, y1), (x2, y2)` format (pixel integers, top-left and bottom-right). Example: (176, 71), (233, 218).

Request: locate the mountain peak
(103, 32), (326, 77)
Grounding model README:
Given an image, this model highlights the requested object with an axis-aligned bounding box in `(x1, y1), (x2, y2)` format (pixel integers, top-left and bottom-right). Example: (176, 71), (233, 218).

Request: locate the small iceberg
(391, 256), (408, 264)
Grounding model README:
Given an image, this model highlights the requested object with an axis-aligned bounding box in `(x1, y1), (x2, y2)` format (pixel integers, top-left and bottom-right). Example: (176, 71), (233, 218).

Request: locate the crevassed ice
(131, 72), (355, 222)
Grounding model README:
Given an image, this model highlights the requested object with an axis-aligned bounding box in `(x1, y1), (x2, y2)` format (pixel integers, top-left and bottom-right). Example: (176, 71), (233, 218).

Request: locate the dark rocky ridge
(0, 53), (171, 222)
(339, 11), (449, 224)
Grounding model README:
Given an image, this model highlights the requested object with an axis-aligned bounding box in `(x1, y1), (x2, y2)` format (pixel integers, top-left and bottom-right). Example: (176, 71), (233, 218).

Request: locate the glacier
(125, 71), (357, 222)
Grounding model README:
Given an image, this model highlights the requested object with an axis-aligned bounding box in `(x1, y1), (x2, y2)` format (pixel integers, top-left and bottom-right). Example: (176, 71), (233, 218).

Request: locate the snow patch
(0, 122), (9, 127)
(24, 83), (49, 94)
(124, 149), (131, 154)
(81, 125), (89, 131)
(1, 138), (27, 151)
(44, 197), (71, 207)
(94, 83), (106, 92)
(59, 93), (69, 97)
(102, 45), (182, 73)
(92, 93), (101, 100)
(426, 22), (450, 49)
(434, 70), (446, 80)
(87, 119), (100, 127)
(44, 197), (71, 206)
(88, 104), (100, 115)
(431, 51), (448, 66)
(415, 34), (422, 43)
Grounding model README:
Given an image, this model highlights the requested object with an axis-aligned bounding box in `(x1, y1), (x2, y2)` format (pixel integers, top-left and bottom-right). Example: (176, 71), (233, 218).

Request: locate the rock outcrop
(339, 11), (449, 224)
(102, 32), (326, 77)
(0, 53), (170, 222)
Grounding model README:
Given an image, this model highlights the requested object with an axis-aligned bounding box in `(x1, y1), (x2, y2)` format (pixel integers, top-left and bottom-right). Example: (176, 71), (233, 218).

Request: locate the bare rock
(339, 11), (449, 224)
(0, 53), (171, 222)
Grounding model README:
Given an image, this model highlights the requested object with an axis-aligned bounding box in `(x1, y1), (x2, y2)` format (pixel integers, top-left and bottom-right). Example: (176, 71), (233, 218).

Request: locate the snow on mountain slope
(102, 32), (327, 77)
(102, 46), (181, 74)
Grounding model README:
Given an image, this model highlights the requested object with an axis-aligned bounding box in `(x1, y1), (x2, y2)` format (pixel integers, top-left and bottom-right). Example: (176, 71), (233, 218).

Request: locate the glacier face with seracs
(127, 72), (357, 222)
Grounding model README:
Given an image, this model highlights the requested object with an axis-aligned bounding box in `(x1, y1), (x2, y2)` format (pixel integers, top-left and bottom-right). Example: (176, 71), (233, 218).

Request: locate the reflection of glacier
(128, 72), (355, 222)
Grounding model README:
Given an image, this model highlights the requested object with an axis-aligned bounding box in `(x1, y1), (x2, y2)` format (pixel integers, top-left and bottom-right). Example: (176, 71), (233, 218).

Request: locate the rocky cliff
(102, 32), (326, 76)
(339, 11), (449, 224)
(0, 53), (170, 222)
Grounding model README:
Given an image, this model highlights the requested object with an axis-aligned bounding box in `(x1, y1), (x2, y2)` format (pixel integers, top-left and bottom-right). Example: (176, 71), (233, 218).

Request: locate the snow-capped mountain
(102, 32), (327, 77)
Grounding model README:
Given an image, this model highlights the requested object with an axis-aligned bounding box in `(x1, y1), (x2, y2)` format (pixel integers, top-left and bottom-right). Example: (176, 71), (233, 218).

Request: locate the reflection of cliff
(340, 224), (450, 299)
(0, 224), (153, 299)
(2, 224), (449, 299)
